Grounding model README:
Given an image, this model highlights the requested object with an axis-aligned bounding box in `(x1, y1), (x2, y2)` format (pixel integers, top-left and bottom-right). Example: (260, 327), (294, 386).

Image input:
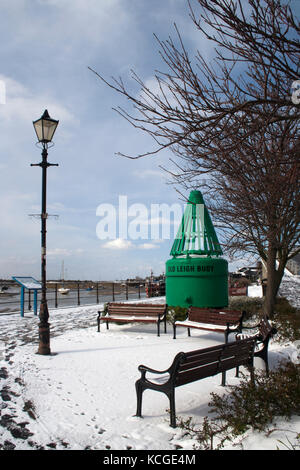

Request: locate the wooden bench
(135, 337), (256, 428)
(97, 303), (167, 336)
(229, 286), (248, 296)
(173, 307), (245, 343)
(236, 316), (277, 376)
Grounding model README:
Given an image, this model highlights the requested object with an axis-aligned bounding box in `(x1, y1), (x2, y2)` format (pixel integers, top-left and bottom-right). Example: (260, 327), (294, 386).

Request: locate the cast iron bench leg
(221, 371), (226, 386)
(224, 326), (230, 343)
(135, 380), (144, 418)
(168, 389), (176, 428)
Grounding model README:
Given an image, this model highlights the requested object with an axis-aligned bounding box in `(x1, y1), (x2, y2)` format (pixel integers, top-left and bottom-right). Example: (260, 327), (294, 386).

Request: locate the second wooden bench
(173, 306), (245, 343)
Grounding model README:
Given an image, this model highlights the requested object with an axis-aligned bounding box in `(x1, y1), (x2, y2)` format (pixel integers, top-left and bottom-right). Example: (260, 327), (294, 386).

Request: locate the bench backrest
(107, 303), (166, 317)
(258, 316), (277, 342)
(174, 338), (255, 387)
(188, 306), (243, 325)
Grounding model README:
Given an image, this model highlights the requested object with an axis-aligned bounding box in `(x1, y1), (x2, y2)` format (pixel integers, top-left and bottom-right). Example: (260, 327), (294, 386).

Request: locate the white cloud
(0, 75), (75, 127)
(103, 238), (133, 250)
(102, 239), (160, 251)
(47, 248), (72, 257)
(47, 248), (85, 257)
(132, 169), (165, 179)
(138, 243), (157, 250)
(141, 75), (183, 109)
(0, 0), (195, 280)
(34, 0), (133, 50)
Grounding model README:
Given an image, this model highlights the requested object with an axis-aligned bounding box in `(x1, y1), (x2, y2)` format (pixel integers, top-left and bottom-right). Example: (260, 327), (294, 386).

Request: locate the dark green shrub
(209, 362), (300, 434)
(103, 302), (108, 314)
(167, 296), (299, 342)
(274, 297), (297, 316)
(273, 311), (300, 343)
(229, 297), (264, 322)
(177, 416), (232, 450)
(167, 306), (187, 323)
(229, 295), (299, 342)
(177, 362), (300, 448)
(272, 298), (300, 343)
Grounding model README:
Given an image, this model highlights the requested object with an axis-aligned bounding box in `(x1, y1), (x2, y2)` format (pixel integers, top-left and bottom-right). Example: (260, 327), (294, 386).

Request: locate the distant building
(229, 266), (260, 283)
(237, 266), (260, 281)
(261, 251), (300, 279)
(286, 253), (300, 275)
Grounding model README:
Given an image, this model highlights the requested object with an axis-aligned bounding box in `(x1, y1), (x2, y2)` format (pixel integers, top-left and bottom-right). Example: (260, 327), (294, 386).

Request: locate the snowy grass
(0, 294), (299, 451)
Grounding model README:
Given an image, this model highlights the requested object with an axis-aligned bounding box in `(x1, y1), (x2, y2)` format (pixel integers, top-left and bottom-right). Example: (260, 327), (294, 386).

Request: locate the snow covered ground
(247, 284), (263, 297)
(0, 277), (299, 452)
(279, 274), (300, 309)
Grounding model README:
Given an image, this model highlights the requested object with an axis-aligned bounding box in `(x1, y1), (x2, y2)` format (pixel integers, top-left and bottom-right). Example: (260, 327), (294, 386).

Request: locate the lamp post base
(37, 325), (51, 355)
(37, 301), (51, 355)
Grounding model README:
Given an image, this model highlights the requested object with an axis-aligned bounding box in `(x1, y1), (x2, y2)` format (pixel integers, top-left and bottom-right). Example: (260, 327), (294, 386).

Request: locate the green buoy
(166, 190), (228, 308)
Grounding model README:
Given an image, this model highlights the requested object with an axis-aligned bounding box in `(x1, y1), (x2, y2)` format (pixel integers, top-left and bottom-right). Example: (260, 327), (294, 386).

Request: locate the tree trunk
(264, 245), (286, 319)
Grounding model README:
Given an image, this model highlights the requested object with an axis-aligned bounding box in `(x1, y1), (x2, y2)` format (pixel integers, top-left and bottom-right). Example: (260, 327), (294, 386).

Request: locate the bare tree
(90, 0), (299, 159)
(89, 0), (300, 317)
(193, 119), (299, 317)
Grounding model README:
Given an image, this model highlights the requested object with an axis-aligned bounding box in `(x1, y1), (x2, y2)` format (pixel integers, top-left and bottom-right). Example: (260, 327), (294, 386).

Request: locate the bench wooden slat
(107, 305), (166, 317)
(102, 317), (161, 324)
(179, 356), (221, 372)
(189, 311), (241, 325)
(176, 364), (221, 385)
(175, 322), (233, 333)
(179, 350), (222, 368)
(109, 308), (165, 311)
(109, 307), (166, 311)
(108, 305), (165, 308)
(108, 311), (163, 316)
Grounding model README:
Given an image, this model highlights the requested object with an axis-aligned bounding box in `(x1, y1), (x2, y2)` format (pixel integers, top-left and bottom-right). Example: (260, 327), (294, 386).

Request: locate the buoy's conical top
(170, 190), (222, 257)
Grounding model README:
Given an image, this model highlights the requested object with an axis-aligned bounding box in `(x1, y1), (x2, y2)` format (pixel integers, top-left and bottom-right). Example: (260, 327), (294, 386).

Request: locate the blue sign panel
(12, 277), (41, 317)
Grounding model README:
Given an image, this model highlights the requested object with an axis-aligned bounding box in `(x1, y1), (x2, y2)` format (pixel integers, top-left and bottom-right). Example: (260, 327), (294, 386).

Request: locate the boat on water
(145, 280), (165, 297)
(58, 287), (70, 295)
(58, 261), (70, 295)
(145, 271), (165, 298)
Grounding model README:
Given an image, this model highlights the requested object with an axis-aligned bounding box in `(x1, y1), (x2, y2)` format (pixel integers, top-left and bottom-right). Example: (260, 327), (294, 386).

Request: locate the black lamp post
(32, 110), (59, 355)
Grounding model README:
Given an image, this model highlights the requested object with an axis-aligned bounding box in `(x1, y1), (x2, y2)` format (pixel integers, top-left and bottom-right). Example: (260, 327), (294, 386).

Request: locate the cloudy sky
(0, 0), (298, 281)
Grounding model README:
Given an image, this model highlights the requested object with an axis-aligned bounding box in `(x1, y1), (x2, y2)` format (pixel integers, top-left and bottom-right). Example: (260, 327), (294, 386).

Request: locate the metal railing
(0, 282), (147, 315)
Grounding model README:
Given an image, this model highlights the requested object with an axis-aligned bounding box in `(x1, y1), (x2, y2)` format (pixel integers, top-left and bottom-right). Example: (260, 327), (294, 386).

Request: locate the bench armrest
(236, 331), (260, 340)
(138, 364), (171, 375)
(138, 364), (172, 380)
(97, 310), (106, 319)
